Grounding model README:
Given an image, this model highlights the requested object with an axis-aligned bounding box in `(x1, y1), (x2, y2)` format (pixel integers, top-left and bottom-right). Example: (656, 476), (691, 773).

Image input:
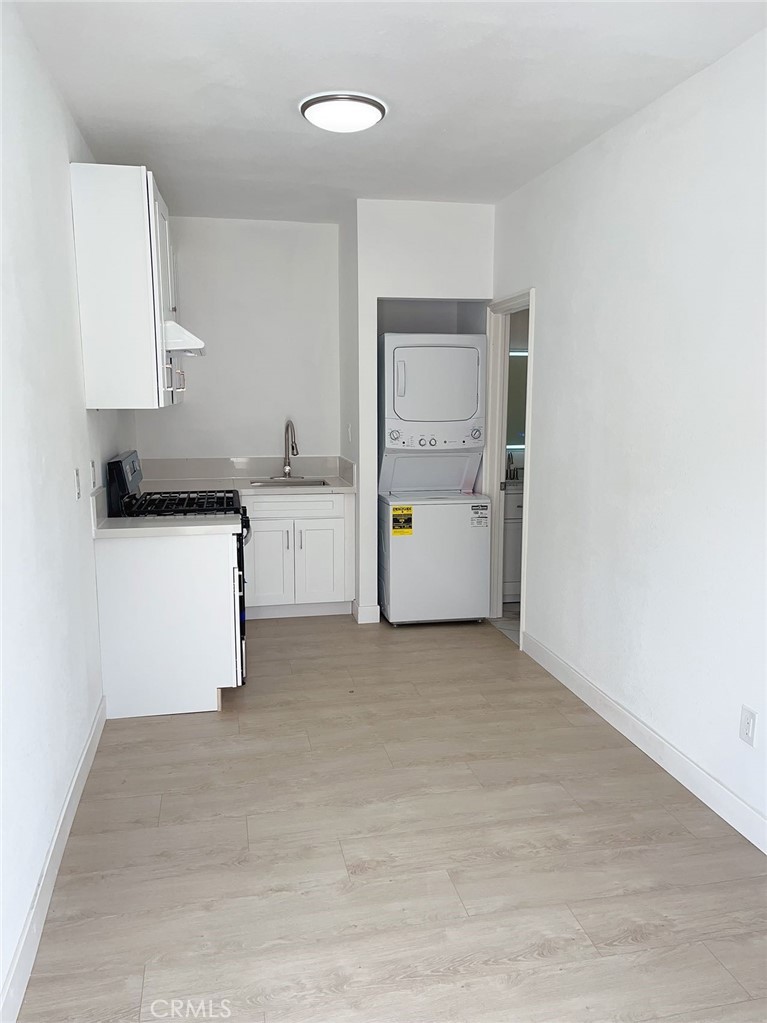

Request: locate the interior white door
(248, 519), (295, 606)
(294, 518), (345, 604)
(392, 345), (479, 422)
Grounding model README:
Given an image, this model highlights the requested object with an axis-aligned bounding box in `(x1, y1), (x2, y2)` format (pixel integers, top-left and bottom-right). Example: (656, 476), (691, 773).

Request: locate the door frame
(479, 289), (535, 643)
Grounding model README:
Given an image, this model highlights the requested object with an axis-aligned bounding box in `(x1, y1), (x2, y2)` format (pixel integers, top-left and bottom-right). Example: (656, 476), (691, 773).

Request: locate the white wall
(495, 34), (766, 842)
(135, 217), (340, 459)
(338, 204), (359, 463)
(356, 200), (495, 618)
(1, 10), (135, 1013)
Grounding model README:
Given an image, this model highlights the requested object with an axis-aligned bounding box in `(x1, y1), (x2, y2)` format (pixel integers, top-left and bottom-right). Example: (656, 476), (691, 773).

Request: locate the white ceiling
(18, 2), (765, 222)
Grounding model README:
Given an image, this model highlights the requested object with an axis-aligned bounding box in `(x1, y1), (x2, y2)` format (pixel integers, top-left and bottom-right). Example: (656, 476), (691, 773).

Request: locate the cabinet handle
(298, 529), (303, 550)
(286, 529), (290, 550)
(162, 362), (174, 392)
(175, 368), (186, 393)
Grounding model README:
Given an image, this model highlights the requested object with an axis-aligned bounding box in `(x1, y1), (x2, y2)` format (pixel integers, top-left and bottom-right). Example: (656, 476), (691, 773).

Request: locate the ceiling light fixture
(299, 92), (386, 133)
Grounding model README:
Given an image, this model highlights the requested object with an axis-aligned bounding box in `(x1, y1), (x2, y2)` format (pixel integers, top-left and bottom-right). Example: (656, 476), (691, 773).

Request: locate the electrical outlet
(74, 467), (81, 501)
(739, 705), (757, 747)
(89, 460), (98, 490)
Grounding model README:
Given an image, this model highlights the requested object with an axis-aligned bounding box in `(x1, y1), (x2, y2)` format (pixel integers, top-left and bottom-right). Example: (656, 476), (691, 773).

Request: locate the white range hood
(164, 320), (206, 356)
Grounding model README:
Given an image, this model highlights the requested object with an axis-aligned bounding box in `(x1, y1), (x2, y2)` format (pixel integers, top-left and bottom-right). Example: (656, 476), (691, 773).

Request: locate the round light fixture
(299, 92), (386, 133)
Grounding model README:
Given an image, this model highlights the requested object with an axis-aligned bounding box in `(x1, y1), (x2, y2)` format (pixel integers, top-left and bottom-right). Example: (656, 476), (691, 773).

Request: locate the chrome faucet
(283, 419), (299, 477)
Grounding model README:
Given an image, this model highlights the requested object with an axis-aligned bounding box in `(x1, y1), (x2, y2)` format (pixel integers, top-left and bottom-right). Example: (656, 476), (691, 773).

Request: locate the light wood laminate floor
(20, 617), (767, 1023)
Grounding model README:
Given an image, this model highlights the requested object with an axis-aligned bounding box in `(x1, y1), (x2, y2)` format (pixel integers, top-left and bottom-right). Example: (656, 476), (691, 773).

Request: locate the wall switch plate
(89, 460), (98, 490)
(739, 705), (757, 747)
(74, 467), (81, 500)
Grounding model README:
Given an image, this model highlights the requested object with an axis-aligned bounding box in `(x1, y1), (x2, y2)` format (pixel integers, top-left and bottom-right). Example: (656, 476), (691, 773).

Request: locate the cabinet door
(169, 242), (179, 320)
(148, 172), (175, 408)
(248, 520), (295, 606)
(294, 518), (345, 604)
(503, 517), (523, 601)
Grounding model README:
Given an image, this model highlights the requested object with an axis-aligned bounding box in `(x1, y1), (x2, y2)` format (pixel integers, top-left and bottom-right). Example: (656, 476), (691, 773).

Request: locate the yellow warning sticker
(392, 505), (413, 536)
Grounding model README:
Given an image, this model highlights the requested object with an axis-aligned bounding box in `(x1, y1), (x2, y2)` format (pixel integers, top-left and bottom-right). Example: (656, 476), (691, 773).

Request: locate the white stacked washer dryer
(378, 333), (491, 624)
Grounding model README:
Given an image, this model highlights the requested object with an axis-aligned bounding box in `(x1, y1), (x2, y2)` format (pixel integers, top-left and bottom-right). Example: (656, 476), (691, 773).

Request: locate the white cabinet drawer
(243, 493), (345, 520)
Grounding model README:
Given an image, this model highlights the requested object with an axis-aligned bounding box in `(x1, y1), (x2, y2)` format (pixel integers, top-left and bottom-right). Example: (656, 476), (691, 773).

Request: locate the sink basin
(249, 478), (328, 487)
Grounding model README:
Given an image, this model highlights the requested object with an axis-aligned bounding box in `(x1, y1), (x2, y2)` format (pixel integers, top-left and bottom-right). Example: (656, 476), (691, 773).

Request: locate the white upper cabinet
(70, 164), (201, 409)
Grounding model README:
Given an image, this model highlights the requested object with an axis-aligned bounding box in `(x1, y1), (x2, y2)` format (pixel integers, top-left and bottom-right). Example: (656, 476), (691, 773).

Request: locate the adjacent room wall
(495, 33), (766, 843)
(1, 10), (135, 1015)
(134, 217), (340, 459)
(356, 199), (495, 620)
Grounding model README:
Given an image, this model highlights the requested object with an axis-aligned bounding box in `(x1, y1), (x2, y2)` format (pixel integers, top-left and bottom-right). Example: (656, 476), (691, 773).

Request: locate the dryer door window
(392, 345), (479, 422)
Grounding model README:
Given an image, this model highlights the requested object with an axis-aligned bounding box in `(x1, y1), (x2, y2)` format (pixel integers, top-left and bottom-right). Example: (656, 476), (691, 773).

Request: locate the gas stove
(106, 452), (244, 521)
(122, 489), (241, 518)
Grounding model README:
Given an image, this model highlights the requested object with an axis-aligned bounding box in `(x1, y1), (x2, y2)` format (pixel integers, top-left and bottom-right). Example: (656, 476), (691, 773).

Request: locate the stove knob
(429, 437), (437, 446)
(389, 429), (400, 442)
(418, 437), (427, 447)
(471, 428), (482, 440)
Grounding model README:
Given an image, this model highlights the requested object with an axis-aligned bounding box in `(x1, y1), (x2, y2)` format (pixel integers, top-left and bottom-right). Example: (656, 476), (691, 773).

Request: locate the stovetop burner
(125, 490), (241, 517)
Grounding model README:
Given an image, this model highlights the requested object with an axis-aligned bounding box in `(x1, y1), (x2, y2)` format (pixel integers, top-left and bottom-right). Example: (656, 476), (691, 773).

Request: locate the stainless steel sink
(249, 478), (328, 487)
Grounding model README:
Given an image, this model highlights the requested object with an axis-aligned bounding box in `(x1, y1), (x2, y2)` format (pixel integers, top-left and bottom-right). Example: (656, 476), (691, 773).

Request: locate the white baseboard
(246, 602), (351, 620)
(353, 601), (380, 625)
(1, 698), (106, 1023)
(522, 632), (767, 854)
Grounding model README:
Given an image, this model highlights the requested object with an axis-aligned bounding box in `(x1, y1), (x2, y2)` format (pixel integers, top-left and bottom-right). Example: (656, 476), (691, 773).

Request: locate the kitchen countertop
(94, 515), (243, 539)
(92, 466), (355, 539)
(140, 476), (356, 495)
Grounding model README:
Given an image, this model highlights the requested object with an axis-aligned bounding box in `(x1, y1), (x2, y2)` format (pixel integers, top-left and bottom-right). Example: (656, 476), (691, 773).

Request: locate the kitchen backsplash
(141, 455), (355, 485)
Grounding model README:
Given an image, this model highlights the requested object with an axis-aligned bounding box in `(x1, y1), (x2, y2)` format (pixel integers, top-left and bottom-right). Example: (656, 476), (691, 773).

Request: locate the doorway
(479, 290), (535, 646)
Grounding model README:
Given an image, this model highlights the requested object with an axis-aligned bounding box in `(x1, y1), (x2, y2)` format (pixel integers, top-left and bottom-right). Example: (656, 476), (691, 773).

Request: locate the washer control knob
(429, 437), (437, 446)
(418, 437), (427, 447)
(471, 428), (482, 440)
(389, 429), (400, 441)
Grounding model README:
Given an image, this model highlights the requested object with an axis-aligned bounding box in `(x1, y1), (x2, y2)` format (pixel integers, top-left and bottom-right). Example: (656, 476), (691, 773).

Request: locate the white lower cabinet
(243, 495), (354, 613)
(503, 518), (523, 600)
(294, 518), (345, 604)
(95, 531), (242, 718)
(247, 519), (295, 606)
(503, 489), (524, 602)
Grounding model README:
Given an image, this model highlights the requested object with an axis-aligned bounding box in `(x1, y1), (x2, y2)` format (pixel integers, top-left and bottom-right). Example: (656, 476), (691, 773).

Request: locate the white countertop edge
(140, 477), (356, 496)
(94, 515), (242, 539)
